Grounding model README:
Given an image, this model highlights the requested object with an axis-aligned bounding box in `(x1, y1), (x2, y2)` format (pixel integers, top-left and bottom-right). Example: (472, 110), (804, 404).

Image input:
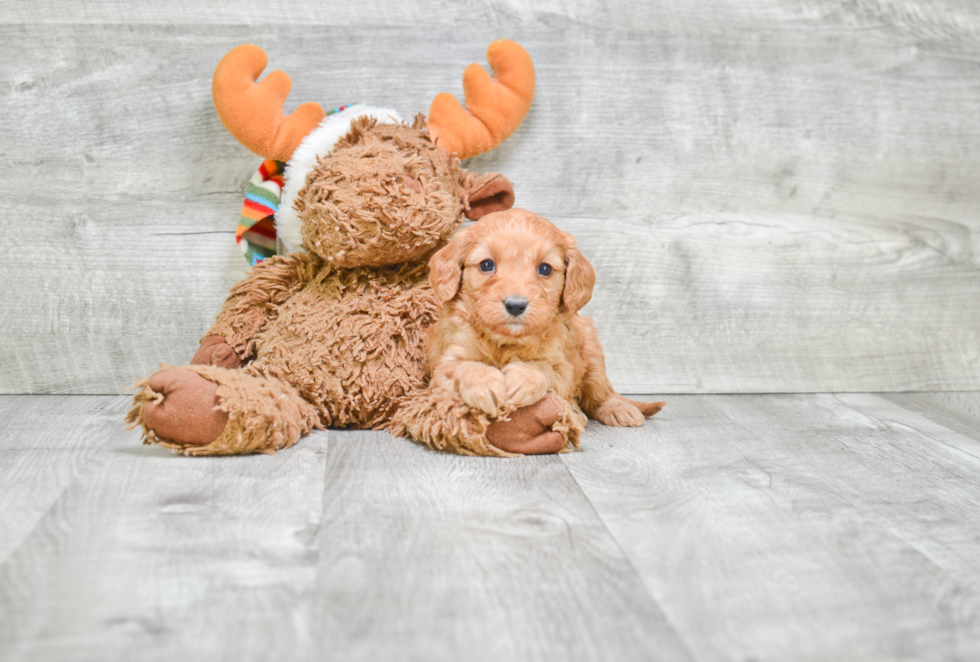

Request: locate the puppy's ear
(463, 173), (515, 221)
(560, 241), (596, 314)
(429, 233), (469, 304)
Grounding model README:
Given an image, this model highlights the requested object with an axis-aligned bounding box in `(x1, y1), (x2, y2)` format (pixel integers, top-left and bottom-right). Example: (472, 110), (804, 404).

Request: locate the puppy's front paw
(594, 397), (645, 427)
(455, 363), (507, 416)
(502, 362), (549, 408)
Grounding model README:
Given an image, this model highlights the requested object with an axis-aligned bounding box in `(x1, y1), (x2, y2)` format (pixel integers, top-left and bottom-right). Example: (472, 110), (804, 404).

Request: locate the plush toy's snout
(291, 122), (519, 268)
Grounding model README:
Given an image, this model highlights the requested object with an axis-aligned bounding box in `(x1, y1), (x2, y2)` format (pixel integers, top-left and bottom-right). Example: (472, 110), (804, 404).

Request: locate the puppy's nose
(504, 296), (528, 317)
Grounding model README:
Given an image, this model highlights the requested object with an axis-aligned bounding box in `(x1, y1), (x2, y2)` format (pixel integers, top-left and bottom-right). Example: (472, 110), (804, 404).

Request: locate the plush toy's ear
(429, 232), (471, 304)
(464, 173), (515, 221)
(560, 240), (596, 314)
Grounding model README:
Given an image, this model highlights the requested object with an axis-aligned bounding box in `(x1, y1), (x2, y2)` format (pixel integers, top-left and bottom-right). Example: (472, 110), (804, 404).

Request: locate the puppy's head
(429, 209), (595, 339)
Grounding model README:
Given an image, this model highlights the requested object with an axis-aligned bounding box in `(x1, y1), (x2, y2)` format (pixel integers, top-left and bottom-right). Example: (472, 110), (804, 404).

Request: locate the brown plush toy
(127, 40), (570, 456)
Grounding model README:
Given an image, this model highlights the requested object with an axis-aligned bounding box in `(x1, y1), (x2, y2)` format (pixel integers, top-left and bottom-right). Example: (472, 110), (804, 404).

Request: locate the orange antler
(427, 40), (535, 160)
(212, 45), (325, 161)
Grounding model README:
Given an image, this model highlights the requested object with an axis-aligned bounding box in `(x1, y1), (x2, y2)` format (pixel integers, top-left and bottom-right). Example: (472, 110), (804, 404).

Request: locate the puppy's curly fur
(426, 208), (664, 432)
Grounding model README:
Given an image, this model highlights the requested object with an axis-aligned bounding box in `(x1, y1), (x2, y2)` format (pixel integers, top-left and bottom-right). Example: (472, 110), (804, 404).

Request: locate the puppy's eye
(537, 263), (553, 276)
(479, 259), (495, 273)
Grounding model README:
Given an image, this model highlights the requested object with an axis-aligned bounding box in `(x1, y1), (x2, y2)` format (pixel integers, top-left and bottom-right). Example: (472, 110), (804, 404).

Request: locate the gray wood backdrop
(2, 0), (978, 395)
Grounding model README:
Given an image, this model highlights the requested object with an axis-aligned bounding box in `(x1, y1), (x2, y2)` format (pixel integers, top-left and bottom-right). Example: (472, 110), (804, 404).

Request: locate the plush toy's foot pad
(127, 364), (319, 456)
(141, 368), (229, 445)
(387, 388), (585, 457)
(487, 393), (567, 455)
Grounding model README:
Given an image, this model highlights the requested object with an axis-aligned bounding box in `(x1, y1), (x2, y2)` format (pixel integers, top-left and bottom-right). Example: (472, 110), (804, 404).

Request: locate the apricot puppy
(427, 208), (664, 435)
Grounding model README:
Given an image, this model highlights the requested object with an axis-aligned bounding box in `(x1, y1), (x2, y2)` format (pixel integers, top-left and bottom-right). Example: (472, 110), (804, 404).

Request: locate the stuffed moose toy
(127, 40), (580, 456)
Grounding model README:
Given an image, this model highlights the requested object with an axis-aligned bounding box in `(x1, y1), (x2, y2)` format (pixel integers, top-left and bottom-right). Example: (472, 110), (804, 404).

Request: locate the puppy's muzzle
(504, 296), (528, 317)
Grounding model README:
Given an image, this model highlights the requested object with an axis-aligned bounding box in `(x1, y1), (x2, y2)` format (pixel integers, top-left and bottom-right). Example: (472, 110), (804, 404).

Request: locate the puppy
(427, 208), (664, 435)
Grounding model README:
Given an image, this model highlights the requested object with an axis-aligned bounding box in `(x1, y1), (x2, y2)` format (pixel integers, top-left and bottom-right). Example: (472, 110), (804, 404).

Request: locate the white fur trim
(276, 104), (403, 254)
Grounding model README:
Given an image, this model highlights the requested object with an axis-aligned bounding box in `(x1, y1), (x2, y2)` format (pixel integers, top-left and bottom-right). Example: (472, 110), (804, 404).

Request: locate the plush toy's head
(212, 41), (534, 268)
(295, 116), (514, 268)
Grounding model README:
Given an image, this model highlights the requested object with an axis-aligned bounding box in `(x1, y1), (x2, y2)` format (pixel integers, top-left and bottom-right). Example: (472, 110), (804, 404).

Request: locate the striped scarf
(237, 159), (284, 266)
(236, 104), (356, 266)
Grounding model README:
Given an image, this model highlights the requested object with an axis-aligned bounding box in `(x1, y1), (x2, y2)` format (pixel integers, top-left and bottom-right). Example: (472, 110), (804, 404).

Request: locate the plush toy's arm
(202, 252), (321, 364)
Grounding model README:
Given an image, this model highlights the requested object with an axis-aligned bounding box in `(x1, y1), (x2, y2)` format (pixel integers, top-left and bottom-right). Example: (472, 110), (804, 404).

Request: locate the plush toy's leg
(127, 365), (319, 456)
(387, 387), (585, 457)
(485, 394), (580, 455)
(137, 368), (229, 444)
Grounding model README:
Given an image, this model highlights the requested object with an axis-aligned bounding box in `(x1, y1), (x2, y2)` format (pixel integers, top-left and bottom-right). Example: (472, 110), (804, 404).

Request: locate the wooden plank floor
(1, 394), (979, 661)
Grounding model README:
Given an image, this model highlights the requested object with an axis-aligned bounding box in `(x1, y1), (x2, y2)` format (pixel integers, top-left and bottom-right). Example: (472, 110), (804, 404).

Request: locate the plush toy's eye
(537, 263), (553, 276)
(479, 259), (495, 273)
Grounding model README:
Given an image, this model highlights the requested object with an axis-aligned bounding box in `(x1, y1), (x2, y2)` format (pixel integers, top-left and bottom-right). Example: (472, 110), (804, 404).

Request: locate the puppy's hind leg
(591, 394), (664, 427)
(573, 317), (665, 427)
(626, 398), (665, 418)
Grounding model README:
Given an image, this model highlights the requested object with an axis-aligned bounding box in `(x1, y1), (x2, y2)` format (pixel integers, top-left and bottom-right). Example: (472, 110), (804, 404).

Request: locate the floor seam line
(556, 452), (700, 662)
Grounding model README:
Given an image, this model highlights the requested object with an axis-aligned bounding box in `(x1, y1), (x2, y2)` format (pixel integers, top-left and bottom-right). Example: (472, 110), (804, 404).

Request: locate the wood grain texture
(838, 392), (980, 465)
(4, 392), (980, 660)
(567, 214), (980, 393)
(562, 394), (980, 661)
(3, 0), (979, 34)
(0, 397), (692, 662)
(0, 413), (331, 661)
(310, 431), (692, 662)
(880, 392), (980, 442)
(2, 5), (980, 393)
(0, 396), (123, 563)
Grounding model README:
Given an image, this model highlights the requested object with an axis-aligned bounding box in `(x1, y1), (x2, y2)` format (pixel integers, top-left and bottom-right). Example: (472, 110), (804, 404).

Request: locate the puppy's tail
(625, 398), (665, 418)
